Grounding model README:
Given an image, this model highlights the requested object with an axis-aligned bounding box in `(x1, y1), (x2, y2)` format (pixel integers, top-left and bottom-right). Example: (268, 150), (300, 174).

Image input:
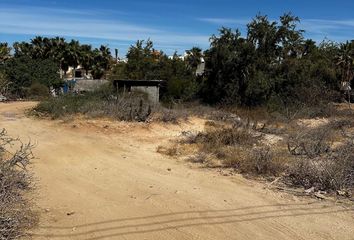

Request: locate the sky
(0, 0), (353, 56)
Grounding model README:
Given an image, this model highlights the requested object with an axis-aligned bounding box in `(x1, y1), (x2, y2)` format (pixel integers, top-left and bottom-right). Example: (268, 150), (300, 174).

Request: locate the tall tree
(336, 41), (354, 83)
(336, 41), (354, 107)
(0, 43), (11, 64)
(126, 40), (155, 79)
(91, 45), (111, 79)
(4, 56), (61, 97)
(80, 44), (94, 75)
(185, 47), (202, 70)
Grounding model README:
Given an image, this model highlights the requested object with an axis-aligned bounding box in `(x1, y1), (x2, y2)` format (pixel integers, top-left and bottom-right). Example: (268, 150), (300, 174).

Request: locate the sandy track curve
(1, 102), (353, 240)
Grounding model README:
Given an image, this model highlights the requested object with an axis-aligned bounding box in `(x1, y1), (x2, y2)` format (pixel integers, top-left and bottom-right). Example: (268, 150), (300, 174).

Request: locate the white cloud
(0, 6), (210, 52)
(198, 18), (249, 25)
(300, 19), (354, 33)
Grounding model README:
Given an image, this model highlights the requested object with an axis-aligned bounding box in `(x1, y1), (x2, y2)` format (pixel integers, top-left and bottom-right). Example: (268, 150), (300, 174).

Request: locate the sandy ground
(1, 101), (354, 240)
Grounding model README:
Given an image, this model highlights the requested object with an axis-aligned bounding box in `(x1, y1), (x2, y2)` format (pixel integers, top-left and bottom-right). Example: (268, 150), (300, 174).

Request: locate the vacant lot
(1, 101), (354, 240)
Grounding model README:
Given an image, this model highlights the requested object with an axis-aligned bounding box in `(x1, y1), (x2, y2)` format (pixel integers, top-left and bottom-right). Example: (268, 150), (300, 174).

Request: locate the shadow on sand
(34, 202), (353, 239)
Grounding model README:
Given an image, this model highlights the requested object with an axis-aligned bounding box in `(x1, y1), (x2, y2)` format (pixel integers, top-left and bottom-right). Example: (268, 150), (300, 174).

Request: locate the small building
(64, 65), (92, 80)
(196, 58), (205, 76)
(113, 80), (163, 105)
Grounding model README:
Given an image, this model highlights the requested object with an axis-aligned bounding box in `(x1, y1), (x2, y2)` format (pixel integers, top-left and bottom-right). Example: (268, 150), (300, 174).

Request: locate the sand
(1, 101), (353, 240)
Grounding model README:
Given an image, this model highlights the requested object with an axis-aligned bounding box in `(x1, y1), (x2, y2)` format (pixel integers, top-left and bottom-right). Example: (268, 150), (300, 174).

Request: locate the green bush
(32, 87), (153, 121)
(28, 82), (50, 98)
(4, 56), (62, 97)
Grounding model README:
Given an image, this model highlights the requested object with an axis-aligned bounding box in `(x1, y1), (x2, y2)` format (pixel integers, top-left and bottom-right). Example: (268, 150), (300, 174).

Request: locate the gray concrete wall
(131, 86), (159, 105)
(73, 79), (109, 92)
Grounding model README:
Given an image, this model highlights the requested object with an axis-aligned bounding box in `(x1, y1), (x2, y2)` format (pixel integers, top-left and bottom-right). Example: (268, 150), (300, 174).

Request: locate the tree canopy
(201, 13), (348, 110)
(0, 12), (353, 106)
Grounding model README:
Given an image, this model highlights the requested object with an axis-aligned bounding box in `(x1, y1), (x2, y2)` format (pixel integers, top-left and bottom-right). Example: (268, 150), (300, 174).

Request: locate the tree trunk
(348, 90), (351, 109)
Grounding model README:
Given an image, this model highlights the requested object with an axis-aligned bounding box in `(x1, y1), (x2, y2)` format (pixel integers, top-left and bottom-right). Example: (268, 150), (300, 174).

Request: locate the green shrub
(28, 82), (49, 98)
(32, 88), (153, 121)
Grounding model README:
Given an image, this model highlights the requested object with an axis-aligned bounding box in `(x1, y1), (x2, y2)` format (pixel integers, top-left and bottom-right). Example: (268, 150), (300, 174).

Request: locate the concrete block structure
(113, 80), (163, 105)
(73, 79), (109, 92)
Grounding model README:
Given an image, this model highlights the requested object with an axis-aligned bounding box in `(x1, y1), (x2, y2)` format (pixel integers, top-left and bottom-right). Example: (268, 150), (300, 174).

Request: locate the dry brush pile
(0, 129), (37, 240)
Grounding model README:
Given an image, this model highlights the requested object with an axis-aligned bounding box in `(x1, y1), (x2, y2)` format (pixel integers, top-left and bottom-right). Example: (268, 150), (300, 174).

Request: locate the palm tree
(66, 40), (81, 79)
(80, 44), (94, 76)
(98, 45), (112, 70)
(336, 41), (354, 82)
(13, 41), (33, 58)
(336, 41), (354, 107)
(50, 37), (67, 78)
(31, 36), (45, 59)
(185, 47), (202, 70)
(0, 43), (11, 63)
(91, 45), (111, 79)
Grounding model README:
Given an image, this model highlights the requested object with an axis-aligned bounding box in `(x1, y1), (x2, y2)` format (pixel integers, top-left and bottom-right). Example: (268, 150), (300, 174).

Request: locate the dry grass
(287, 125), (333, 158)
(181, 125), (258, 147)
(178, 123), (281, 174)
(156, 145), (179, 156)
(157, 107), (354, 194)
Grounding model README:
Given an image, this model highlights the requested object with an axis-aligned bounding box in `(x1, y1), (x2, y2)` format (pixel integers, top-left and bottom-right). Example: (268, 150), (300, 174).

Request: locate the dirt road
(1, 102), (353, 240)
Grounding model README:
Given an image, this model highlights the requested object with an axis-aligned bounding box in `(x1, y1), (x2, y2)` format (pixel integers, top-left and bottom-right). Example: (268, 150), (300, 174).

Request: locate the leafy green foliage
(32, 86), (153, 121)
(1, 12), (353, 106)
(0, 42), (11, 63)
(13, 37), (112, 79)
(185, 47), (202, 70)
(335, 40), (354, 83)
(202, 13), (344, 110)
(110, 40), (199, 101)
(4, 56), (62, 97)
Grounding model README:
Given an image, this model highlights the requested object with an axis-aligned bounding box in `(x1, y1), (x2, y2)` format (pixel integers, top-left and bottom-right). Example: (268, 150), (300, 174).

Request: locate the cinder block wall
(73, 80), (109, 92)
(131, 86), (159, 105)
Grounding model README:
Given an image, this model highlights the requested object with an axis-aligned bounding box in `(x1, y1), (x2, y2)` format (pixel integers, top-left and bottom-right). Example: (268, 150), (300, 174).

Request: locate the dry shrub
(0, 129), (37, 239)
(151, 108), (189, 124)
(221, 147), (248, 168)
(183, 126), (257, 147)
(180, 123), (284, 174)
(187, 152), (210, 164)
(287, 140), (354, 191)
(83, 95), (152, 122)
(156, 145), (178, 156)
(328, 119), (354, 130)
(287, 125), (333, 158)
(260, 122), (288, 135)
(33, 90), (153, 122)
(206, 110), (241, 123)
(222, 146), (285, 176)
(204, 120), (223, 129)
(220, 106), (270, 122)
(240, 147), (285, 175)
(180, 124), (286, 175)
(327, 119), (354, 138)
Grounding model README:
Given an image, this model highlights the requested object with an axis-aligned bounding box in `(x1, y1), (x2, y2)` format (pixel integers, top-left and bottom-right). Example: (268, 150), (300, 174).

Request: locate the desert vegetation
(158, 107), (354, 198)
(0, 129), (37, 239)
(0, 11), (353, 237)
(17, 13), (354, 198)
(0, 13), (353, 106)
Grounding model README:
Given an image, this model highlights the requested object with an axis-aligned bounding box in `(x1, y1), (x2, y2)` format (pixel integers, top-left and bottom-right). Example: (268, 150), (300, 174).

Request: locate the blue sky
(0, 0), (353, 56)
